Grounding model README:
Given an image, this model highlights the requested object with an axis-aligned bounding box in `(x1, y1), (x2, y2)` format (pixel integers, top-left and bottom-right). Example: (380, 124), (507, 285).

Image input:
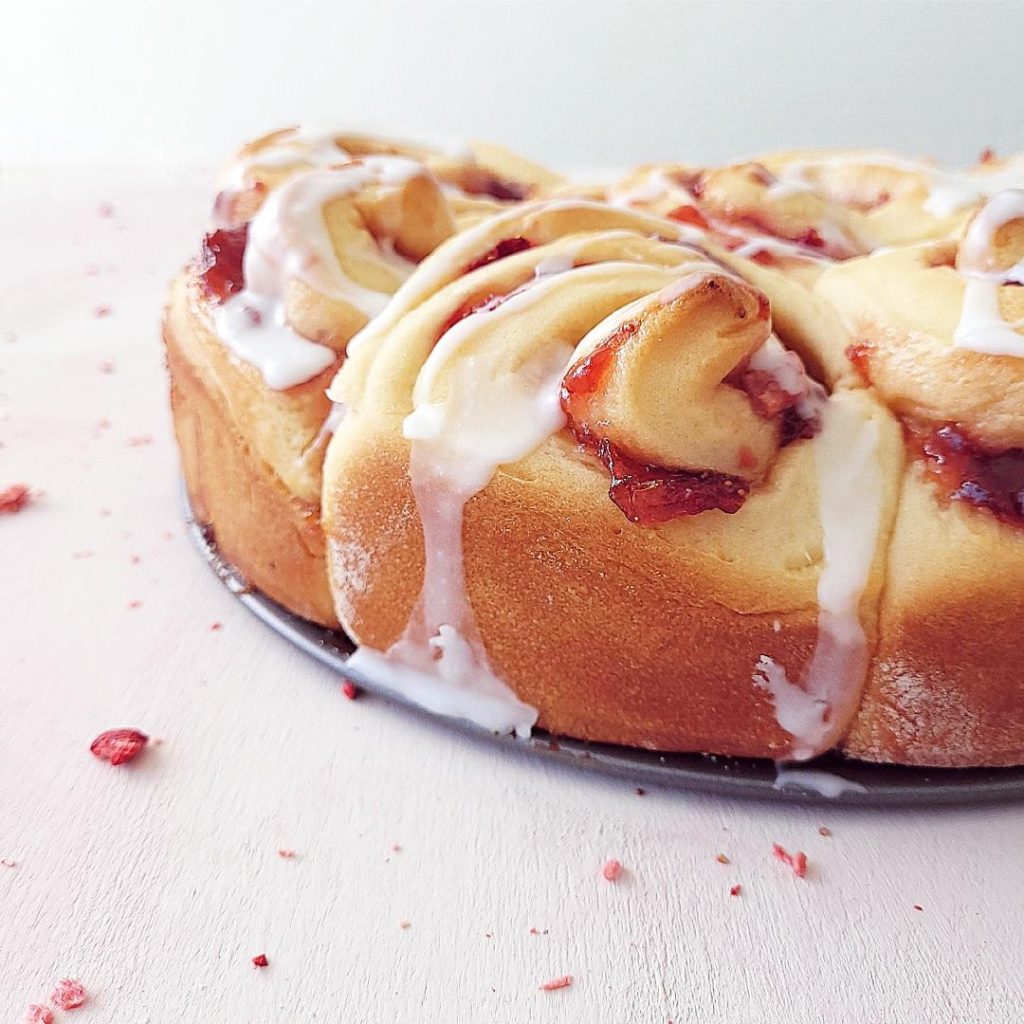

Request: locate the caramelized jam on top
(198, 225), (249, 302)
(464, 236), (533, 274)
(560, 320), (750, 524)
(906, 419), (1024, 527)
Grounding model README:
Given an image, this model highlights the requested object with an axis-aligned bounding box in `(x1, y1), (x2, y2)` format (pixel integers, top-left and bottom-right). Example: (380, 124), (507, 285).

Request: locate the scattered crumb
(127, 599), (143, 610)
(129, 554), (141, 564)
(251, 954), (269, 968)
(24, 1005), (53, 1024)
(772, 844), (808, 879)
(90, 728), (149, 766)
(210, 621), (222, 631)
(634, 787), (646, 796)
(818, 826), (832, 838)
(97, 202), (115, 218)
(602, 858), (623, 882)
(540, 975), (573, 992)
(529, 927), (549, 936)
(913, 904), (923, 912)
(715, 853), (730, 865)
(1, 859), (16, 868)
(0, 484), (31, 515)
(51, 979), (87, 1010)
(399, 919), (411, 930)
(277, 849), (297, 860)
(94, 306), (113, 319)
(484, 932), (493, 939)
(390, 843), (401, 853)
(729, 884), (742, 897)
(125, 435), (153, 447)
(341, 681), (359, 700)
(979, 147), (996, 164)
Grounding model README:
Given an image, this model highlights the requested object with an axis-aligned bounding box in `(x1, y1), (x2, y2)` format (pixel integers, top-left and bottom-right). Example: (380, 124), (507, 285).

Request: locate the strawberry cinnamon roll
(164, 128), (558, 625)
(322, 200), (903, 757)
(815, 190), (1024, 765)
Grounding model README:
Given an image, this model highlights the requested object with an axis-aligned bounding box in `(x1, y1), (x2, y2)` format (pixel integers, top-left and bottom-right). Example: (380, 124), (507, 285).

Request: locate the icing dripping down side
(953, 189), (1024, 358)
(350, 273), (589, 736)
(753, 392), (884, 760)
(773, 767), (868, 798)
(213, 160), (425, 390)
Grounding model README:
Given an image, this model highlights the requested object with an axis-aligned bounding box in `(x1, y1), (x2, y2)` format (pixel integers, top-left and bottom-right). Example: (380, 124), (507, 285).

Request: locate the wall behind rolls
(2, 0), (1019, 170)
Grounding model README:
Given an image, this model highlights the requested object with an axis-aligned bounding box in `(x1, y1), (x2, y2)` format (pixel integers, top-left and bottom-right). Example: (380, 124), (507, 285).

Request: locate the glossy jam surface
(198, 225), (249, 302)
(733, 368), (818, 446)
(599, 439), (749, 523)
(464, 236), (532, 274)
(908, 420), (1024, 526)
(560, 321), (750, 524)
(461, 172), (530, 202)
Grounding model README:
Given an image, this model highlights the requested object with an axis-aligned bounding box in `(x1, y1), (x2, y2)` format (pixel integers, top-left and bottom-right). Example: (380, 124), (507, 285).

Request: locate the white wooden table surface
(2, 168), (1022, 1024)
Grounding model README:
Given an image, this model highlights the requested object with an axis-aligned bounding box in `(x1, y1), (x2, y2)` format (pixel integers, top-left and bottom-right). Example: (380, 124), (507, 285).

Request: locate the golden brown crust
(842, 469), (1024, 766)
(164, 277), (339, 628)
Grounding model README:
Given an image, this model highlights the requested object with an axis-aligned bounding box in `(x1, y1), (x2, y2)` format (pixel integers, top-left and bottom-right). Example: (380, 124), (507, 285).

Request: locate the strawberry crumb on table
(0, 484), (32, 514)
(24, 1006), (53, 1024)
(540, 975), (573, 992)
(51, 979), (87, 1011)
(772, 844), (808, 879)
(602, 858), (624, 881)
(252, 954), (269, 968)
(90, 728), (149, 766)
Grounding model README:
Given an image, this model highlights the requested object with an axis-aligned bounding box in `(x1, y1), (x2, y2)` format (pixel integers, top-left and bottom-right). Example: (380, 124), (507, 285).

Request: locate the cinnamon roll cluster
(165, 132), (1024, 766)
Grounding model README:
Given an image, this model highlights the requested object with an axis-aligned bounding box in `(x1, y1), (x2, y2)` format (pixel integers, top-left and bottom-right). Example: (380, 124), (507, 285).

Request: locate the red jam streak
(438, 292), (511, 338)
(464, 236), (532, 274)
(198, 225), (249, 302)
(461, 172), (530, 202)
(732, 369), (818, 446)
(599, 439), (748, 523)
(845, 342), (873, 383)
(560, 321), (750, 524)
(907, 421), (1024, 527)
(667, 205), (710, 230)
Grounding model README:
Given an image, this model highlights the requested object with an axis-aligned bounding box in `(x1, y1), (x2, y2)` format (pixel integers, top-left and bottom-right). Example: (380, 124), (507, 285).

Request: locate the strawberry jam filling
(464, 236), (532, 274)
(198, 225), (249, 302)
(599, 440), (748, 523)
(731, 368), (819, 446)
(560, 321), (750, 524)
(438, 292), (511, 338)
(906, 420), (1024, 526)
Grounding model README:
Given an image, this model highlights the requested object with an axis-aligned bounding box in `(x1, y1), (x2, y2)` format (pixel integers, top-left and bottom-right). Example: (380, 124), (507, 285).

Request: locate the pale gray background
(3, 0), (1020, 171)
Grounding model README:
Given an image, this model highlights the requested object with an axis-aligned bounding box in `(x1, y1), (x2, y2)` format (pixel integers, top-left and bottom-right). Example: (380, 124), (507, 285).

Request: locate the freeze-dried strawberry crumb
(97, 202), (115, 218)
(818, 826), (832, 837)
(99, 360), (116, 373)
(2, 858), (16, 867)
(90, 728), (149, 766)
(729, 884), (742, 897)
(252, 954), (269, 968)
(277, 848), (296, 859)
(540, 975), (573, 992)
(341, 681), (359, 700)
(772, 843), (808, 878)
(0, 484), (31, 514)
(210, 621), (222, 631)
(127, 600), (143, 610)
(94, 305), (112, 318)
(602, 858), (623, 882)
(399, 919), (411, 930)
(24, 1005), (53, 1024)
(913, 904), (923, 912)
(529, 927), (548, 935)
(715, 853), (730, 865)
(979, 147), (996, 165)
(51, 979), (87, 1010)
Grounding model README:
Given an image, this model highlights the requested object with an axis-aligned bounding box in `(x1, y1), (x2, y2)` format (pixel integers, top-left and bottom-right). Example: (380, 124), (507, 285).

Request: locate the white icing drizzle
(771, 152), (1024, 218)
(953, 189), (1024, 357)
(753, 391), (884, 760)
(214, 159), (425, 390)
(773, 766), (867, 798)
(747, 336), (827, 422)
(221, 126), (351, 193)
(731, 234), (834, 265)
